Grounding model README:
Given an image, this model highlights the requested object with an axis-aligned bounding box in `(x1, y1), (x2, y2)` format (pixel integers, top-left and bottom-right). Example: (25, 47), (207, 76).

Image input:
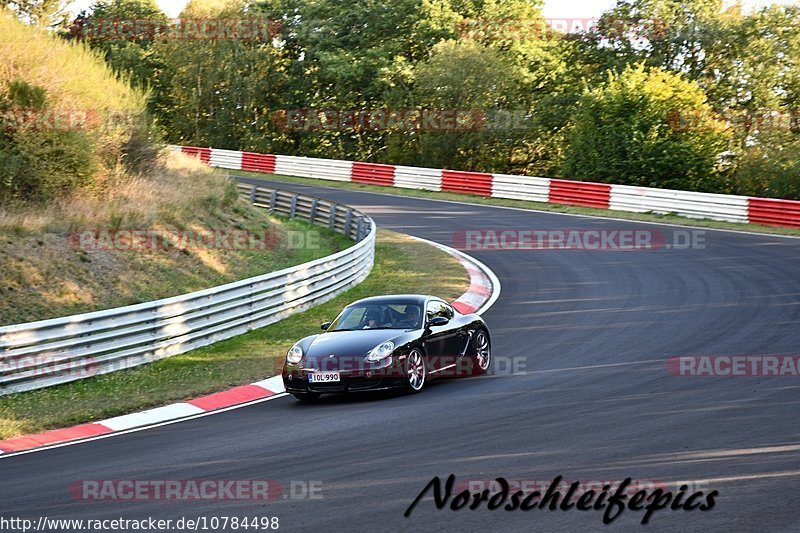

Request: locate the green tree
(590, 0), (725, 77)
(734, 134), (800, 199)
(716, 6), (800, 136)
(2, 0), (68, 27)
(450, 0), (581, 174)
(71, 0), (168, 86)
(156, 0), (290, 151)
(562, 64), (732, 192)
(69, 0), (173, 129)
(390, 40), (529, 171)
(251, 0), (458, 159)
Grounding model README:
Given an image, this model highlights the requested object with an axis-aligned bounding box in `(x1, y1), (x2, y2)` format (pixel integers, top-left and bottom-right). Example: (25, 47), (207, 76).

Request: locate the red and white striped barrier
(171, 145), (800, 229)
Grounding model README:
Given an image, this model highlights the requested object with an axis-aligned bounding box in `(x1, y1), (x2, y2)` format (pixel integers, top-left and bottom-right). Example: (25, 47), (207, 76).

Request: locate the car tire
(471, 330), (491, 375)
(292, 392), (321, 402)
(404, 348), (426, 394)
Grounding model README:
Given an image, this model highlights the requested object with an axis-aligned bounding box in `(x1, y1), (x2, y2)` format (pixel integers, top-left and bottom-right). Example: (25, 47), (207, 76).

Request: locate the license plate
(308, 371), (340, 383)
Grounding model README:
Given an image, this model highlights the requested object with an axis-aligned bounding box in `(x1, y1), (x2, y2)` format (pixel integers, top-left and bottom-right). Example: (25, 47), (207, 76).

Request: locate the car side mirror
(321, 321), (332, 331)
(428, 316), (449, 327)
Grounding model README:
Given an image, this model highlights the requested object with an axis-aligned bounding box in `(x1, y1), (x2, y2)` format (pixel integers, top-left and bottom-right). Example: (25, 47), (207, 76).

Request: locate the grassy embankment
(0, 12), (352, 325)
(0, 153), (353, 324)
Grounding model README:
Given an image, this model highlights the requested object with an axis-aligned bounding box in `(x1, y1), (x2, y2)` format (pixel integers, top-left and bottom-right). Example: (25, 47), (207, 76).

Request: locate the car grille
(307, 377), (385, 392)
(347, 378), (384, 391)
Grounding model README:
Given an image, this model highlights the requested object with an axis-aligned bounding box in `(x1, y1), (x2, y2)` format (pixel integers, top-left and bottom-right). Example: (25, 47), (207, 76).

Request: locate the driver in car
(363, 308), (386, 329)
(397, 305), (421, 329)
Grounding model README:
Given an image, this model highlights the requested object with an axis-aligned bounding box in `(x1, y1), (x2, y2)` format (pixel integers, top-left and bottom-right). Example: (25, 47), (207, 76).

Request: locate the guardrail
(0, 186), (376, 395)
(172, 145), (800, 229)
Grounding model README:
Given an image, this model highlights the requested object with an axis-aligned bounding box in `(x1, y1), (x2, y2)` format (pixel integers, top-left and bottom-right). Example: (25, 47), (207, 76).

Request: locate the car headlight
(367, 341), (394, 362)
(287, 343), (303, 364)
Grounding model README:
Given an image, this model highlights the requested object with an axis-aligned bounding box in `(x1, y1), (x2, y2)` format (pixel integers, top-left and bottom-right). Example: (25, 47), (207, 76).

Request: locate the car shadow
(288, 381), (450, 406)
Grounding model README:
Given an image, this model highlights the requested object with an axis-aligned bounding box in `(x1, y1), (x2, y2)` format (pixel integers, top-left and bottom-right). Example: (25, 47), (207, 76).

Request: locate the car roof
(347, 294), (432, 306)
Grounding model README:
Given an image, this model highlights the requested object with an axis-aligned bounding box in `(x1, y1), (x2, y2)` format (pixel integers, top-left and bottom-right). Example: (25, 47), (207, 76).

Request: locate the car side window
(441, 302), (455, 319)
(425, 301), (437, 322)
(426, 301), (448, 322)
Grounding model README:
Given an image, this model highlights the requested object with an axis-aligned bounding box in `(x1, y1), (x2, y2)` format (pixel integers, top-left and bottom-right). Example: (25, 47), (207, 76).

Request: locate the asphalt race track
(3, 177), (800, 532)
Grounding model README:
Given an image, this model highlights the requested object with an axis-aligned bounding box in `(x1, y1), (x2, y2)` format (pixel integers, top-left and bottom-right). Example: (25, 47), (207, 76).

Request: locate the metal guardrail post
(249, 186), (256, 204)
(309, 199), (318, 224)
(344, 208), (352, 237)
(329, 205), (337, 229)
(290, 195), (298, 218)
(356, 216), (364, 241)
(269, 190), (277, 212)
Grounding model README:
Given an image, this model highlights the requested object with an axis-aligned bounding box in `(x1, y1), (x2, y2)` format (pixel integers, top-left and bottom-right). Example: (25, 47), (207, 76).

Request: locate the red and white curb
(407, 235), (500, 316)
(0, 377), (285, 457)
(0, 242), (499, 458)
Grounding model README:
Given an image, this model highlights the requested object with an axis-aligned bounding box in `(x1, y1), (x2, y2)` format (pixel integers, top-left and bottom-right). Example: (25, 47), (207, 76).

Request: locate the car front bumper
(282, 356), (407, 394)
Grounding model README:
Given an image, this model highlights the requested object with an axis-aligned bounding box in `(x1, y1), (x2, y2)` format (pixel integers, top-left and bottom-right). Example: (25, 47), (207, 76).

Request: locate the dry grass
(0, 152), (353, 324)
(0, 151), (220, 234)
(0, 11), (144, 119)
(0, 11), (153, 202)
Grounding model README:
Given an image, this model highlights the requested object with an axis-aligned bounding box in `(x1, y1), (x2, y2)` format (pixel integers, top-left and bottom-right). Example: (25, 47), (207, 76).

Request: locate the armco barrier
(182, 146), (210, 163)
(748, 198), (800, 228)
(0, 242), (500, 455)
(242, 152), (276, 174)
(442, 170), (493, 196)
(610, 184), (749, 223)
(549, 179), (611, 209)
(208, 148), (242, 170)
(394, 165), (442, 191)
(173, 145), (800, 229)
(491, 174), (550, 203)
(352, 162), (395, 186)
(0, 186), (375, 395)
(274, 155), (352, 182)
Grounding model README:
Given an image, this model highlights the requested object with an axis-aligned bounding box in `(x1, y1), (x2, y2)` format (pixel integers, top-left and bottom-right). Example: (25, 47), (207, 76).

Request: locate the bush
(0, 13), (152, 203)
(561, 64), (732, 192)
(733, 134), (800, 199)
(0, 129), (97, 200)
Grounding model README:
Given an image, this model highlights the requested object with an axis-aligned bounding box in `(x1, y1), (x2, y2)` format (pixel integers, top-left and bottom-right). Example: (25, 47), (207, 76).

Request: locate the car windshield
(328, 302), (422, 331)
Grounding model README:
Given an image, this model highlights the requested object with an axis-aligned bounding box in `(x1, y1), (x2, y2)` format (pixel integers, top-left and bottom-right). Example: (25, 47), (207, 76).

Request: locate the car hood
(305, 329), (402, 359)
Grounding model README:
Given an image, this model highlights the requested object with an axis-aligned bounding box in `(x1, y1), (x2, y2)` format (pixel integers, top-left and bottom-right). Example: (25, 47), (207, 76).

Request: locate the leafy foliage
(0, 13), (151, 201)
(7, 0), (800, 198)
(562, 64), (732, 192)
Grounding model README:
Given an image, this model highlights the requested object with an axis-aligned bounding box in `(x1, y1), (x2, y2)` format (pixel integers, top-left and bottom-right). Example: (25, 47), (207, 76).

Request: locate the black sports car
(282, 294), (491, 400)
